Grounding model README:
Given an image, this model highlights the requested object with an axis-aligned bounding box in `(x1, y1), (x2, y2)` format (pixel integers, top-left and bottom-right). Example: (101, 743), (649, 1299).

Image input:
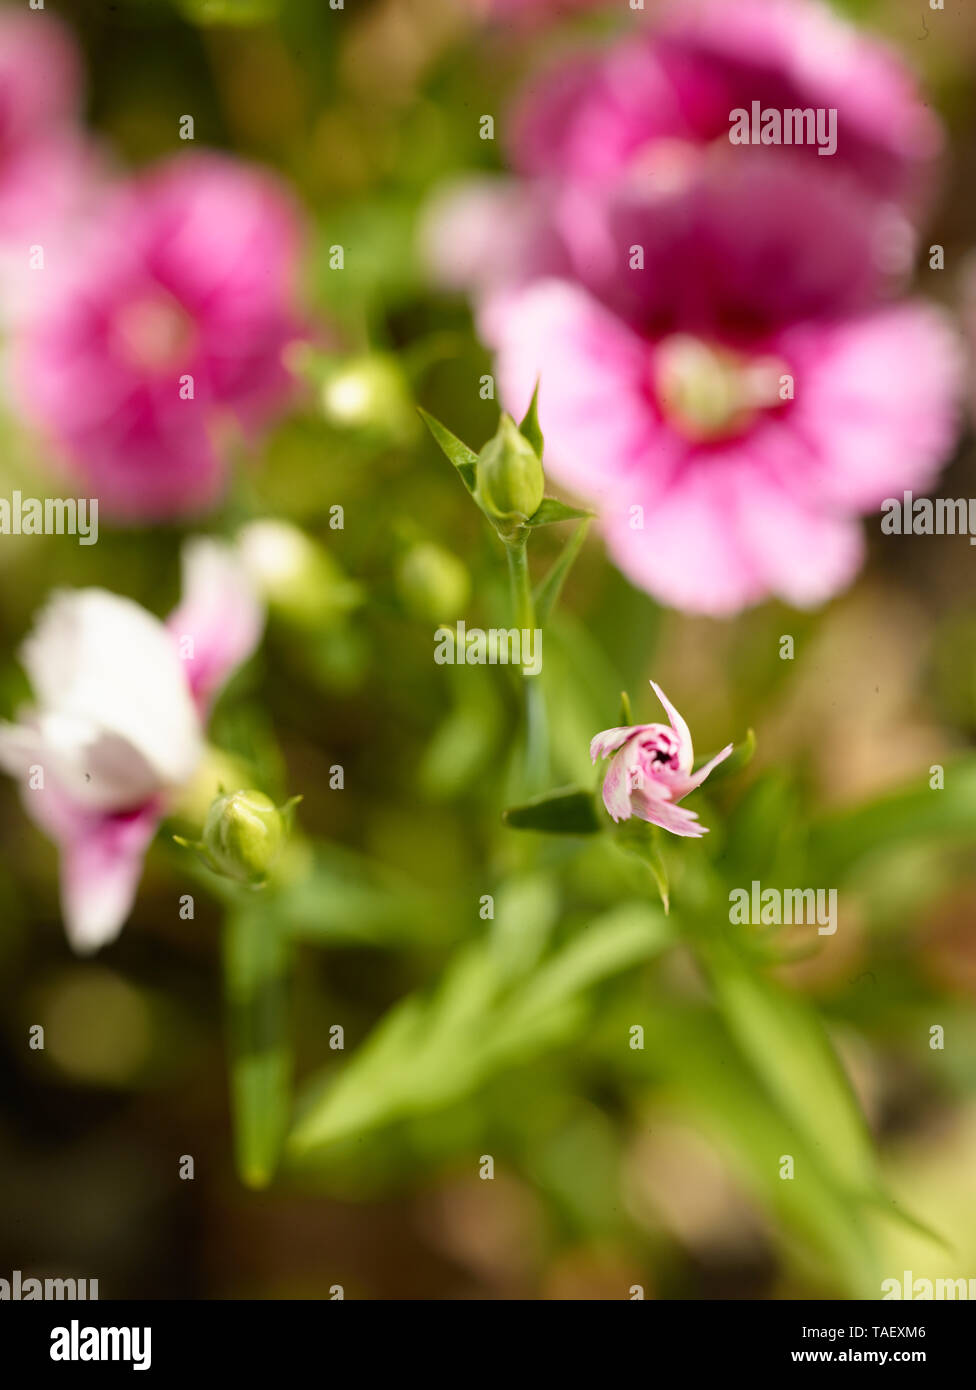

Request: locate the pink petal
(167, 539), (264, 712)
(601, 741), (645, 822)
(60, 805), (161, 954)
(649, 682), (693, 767)
(631, 787), (707, 838)
(781, 302), (964, 513)
(604, 442), (864, 615)
(684, 742), (734, 793)
(602, 461), (764, 616)
(660, 0), (942, 206)
(18, 776), (160, 953)
(731, 468), (865, 609)
(590, 725), (641, 763)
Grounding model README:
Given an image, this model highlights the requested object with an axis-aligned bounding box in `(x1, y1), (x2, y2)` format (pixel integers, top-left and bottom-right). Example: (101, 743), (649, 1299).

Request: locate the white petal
(21, 588), (202, 792)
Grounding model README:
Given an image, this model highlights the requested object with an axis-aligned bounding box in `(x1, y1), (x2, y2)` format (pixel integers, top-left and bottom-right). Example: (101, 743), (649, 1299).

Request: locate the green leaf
(417, 407), (478, 493)
(503, 785), (602, 834)
(287, 902), (670, 1157)
(490, 873), (561, 984)
(525, 498), (593, 527)
(618, 690), (633, 725)
(599, 1004), (882, 1296)
(518, 380), (544, 457)
(534, 519), (590, 624)
(272, 843), (438, 947)
(223, 908), (292, 1189)
(703, 945), (875, 1194)
(504, 902), (671, 1025)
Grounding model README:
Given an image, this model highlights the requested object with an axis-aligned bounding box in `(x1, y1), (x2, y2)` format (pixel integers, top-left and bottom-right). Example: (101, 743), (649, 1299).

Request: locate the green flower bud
(238, 520), (360, 629)
(319, 353), (418, 446)
(475, 414), (545, 529)
(395, 541), (470, 623)
(202, 790), (289, 885)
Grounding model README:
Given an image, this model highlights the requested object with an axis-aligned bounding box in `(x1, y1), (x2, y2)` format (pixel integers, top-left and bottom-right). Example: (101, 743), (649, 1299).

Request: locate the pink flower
(511, 0), (941, 212)
(0, 12), (105, 316)
(0, 539), (263, 952)
(428, 0), (940, 309)
(591, 681), (732, 836)
(13, 153), (306, 519)
(489, 158), (963, 614)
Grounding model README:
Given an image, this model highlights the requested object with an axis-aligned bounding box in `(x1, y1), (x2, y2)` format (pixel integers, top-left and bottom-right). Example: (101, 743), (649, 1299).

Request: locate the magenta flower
(428, 0), (940, 309)
(14, 153), (306, 519)
(591, 682), (732, 837)
(511, 0), (941, 211)
(0, 12), (104, 314)
(488, 156), (962, 615)
(0, 539), (263, 952)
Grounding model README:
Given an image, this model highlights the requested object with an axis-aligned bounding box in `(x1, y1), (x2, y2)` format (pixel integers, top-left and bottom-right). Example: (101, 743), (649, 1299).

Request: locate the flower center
(653, 334), (786, 443)
(110, 292), (196, 373)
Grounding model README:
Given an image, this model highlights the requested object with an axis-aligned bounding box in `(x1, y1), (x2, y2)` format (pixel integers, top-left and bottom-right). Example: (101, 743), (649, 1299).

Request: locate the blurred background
(1, 0), (976, 1300)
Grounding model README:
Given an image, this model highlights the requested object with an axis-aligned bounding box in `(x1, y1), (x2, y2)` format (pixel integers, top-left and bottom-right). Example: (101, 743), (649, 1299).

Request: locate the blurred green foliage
(1, 0), (976, 1302)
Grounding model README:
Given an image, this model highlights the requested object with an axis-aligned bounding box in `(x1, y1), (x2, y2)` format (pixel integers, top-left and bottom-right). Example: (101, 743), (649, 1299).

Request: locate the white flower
(0, 539), (263, 953)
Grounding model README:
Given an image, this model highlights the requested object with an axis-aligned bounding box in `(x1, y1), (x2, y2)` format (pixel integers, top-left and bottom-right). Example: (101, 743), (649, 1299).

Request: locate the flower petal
(631, 787), (707, 837)
(649, 681), (693, 770)
(683, 742), (734, 794)
(14, 774), (160, 954)
(167, 538), (264, 712)
(601, 742), (644, 822)
(780, 302), (964, 513)
(590, 725), (641, 763)
(59, 805), (161, 954)
(20, 588), (202, 794)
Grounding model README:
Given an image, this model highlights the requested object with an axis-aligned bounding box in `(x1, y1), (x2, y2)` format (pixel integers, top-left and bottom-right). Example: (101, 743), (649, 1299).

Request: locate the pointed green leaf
(418, 407), (478, 493)
(526, 498), (593, 527)
(618, 690), (633, 725)
(518, 380), (544, 458)
(503, 785), (602, 834)
(704, 946), (875, 1193)
(504, 903), (671, 1030)
(287, 903), (670, 1158)
(534, 519), (590, 624)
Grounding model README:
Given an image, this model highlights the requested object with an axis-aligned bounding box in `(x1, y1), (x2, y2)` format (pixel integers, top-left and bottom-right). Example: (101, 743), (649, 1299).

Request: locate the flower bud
(395, 541), (470, 623)
(238, 520), (360, 629)
(475, 414), (545, 528)
(202, 790), (288, 885)
(319, 353), (418, 446)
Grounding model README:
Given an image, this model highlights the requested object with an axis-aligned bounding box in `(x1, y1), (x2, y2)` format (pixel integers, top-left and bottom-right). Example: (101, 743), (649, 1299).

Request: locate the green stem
(506, 534), (548, 791)
(505, 535), (534, 633)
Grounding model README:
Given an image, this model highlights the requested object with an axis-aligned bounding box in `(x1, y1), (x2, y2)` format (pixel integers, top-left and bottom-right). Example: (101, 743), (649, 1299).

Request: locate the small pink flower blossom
(0, 539), (263, 953)
(590, 682), (732, 837)
(14, 153), (307, 519)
